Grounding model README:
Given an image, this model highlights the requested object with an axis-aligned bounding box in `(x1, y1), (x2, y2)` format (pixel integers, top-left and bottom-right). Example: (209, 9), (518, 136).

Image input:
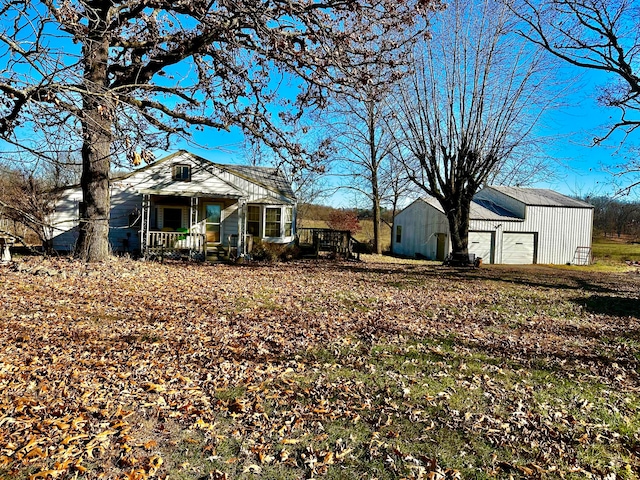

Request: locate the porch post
(238, 198), (247, 256)
(141, 194), (150, 259)
(190, 196), (202, 257)
(190, 196), (199, 229)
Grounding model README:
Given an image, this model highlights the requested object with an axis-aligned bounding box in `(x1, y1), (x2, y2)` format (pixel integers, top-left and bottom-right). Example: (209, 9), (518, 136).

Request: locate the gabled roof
(211, 163), (296, 200)
(114, 150), (295, 200)
(485, 186), (593, 208)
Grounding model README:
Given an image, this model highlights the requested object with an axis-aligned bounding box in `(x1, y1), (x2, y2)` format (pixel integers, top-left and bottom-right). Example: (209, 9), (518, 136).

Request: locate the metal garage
(392, 187), (593, 265)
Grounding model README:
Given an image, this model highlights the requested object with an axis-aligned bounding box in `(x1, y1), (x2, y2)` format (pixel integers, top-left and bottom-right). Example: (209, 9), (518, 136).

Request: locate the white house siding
(113, 154), (244, 199)
(48, 187), (83, 252)
(392, 199), (450, 259)
(109, 185), (143, 254)
(119, 153), (293, 205)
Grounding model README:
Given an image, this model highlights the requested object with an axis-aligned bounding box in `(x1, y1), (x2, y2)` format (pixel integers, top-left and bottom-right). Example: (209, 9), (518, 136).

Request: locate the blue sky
(4, 4), (636, 206)
(172, 64), (639, 206)
(537, 68), (638, 200)
(4, 0), (638, 206)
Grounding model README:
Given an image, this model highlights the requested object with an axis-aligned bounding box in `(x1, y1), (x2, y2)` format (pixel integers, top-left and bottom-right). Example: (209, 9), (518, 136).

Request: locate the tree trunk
(442, 196), (472, 256)
(368, 101), (383, 255)
(371, 175), (382, 255)
(388, 196), (398, 255)
(75, 25), (112, 262)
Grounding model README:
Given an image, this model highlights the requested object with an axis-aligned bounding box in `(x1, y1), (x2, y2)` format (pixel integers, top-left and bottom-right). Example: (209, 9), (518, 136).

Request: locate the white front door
(204, 203), (222, 245)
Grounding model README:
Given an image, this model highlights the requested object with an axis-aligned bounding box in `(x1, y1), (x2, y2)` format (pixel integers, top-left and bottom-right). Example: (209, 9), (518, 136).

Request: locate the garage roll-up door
(469, 231), (494, 263)
(503, 232), (536, 264)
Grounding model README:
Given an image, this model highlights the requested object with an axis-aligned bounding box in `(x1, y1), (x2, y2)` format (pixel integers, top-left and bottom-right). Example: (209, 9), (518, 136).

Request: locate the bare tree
(381, 152), (417, 254)
(0, 159), (76, 251)
(0, 0), (438, 262)
(310, 11), (438, 255)
(393, 0), (555, 256)
(511, 0), (640, 193)
(511, 0), (640, 143)
(324, 90), (398, 254)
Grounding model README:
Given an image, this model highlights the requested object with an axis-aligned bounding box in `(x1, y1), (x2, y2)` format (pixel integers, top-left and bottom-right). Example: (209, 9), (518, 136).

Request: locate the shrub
(326, 209), (362, 233)
(250, 241), (299, 262)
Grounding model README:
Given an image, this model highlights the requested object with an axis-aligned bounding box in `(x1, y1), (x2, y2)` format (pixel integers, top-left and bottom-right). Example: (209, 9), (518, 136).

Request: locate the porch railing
(145, 231), (206, 260)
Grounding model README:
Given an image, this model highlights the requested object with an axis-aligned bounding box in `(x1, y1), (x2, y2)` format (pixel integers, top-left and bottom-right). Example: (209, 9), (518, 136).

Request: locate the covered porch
(139, 191), (249, 261)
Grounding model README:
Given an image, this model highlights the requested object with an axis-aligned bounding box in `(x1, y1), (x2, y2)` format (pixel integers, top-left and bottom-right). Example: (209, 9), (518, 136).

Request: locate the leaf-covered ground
(1, 257), (639, 479)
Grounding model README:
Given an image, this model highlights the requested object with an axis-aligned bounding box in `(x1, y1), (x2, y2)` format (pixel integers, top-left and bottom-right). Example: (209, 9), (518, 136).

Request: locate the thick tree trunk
(442, 196), (472, 256)
(75, 27), (112, 262)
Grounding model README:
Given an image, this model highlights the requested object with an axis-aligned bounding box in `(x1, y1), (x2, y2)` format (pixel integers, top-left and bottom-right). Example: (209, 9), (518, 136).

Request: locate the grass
(1, 255), (639, 479)
(285, 334), (640, 478)
(592, 235), (640, 264)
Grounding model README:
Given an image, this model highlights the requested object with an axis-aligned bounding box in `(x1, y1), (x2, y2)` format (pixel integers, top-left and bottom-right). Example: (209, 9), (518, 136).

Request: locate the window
(251, 205), (294, 238)
(265, 207), (281, 237)
(163, 208), (183, 230)
(247, 205), (261, 237)
(283, 206), (293, 237)
(395, 225), (402, 243)
(172, 164), (191, 181)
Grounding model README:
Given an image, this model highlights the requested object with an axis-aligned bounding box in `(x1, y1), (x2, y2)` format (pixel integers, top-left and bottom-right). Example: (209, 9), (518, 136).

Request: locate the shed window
(172, 164), (191, 181)
(395, 225), (402, 243)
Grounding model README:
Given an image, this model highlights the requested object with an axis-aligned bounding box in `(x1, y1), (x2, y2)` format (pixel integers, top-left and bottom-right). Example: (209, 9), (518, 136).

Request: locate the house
(392, 186), (594, 265)
(48, 151), (296, 259)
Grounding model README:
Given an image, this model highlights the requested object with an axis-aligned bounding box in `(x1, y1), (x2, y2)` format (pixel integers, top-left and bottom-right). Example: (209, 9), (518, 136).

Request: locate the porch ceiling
(249, 196), (295, 205)
(139, 189), (243, 199)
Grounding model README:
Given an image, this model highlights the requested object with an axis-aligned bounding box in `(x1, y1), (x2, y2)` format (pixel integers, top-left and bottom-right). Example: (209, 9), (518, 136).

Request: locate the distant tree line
(588, 197), (640, 241)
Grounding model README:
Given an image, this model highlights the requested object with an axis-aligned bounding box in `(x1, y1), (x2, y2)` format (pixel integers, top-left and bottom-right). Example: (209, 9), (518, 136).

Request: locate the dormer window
(172, 164), (191, 181)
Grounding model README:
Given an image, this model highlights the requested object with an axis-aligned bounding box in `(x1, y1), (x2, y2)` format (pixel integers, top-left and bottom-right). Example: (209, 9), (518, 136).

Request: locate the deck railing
(146, 231), (206, 260)
(297, 227), (358, 259)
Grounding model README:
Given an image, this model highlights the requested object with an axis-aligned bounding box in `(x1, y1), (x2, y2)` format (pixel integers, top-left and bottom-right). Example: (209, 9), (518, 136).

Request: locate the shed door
(503, 233), (536, 264)
(469, 231), (494, 264)
(436, 233), (447, 261)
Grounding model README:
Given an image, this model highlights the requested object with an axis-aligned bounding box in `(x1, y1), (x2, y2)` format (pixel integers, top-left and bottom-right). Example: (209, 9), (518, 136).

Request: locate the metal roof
(485, 186), (593, 208)
(212, 163), (296, 200)
(420, 196), (522, 221)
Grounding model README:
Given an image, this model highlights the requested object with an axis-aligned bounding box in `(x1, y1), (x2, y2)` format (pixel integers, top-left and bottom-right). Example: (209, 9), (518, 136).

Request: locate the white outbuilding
(392, 186), (594, 265)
